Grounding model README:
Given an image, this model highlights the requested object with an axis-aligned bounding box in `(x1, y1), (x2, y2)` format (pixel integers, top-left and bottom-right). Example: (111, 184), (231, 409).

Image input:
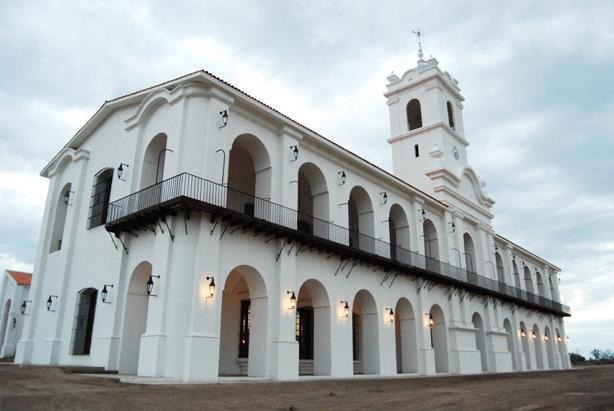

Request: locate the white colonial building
(15, 54), (571, 381)
(0, 270), (32, 359)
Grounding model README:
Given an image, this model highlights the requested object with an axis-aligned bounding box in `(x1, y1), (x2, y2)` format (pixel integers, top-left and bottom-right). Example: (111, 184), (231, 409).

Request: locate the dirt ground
(0, 364), (613, 411)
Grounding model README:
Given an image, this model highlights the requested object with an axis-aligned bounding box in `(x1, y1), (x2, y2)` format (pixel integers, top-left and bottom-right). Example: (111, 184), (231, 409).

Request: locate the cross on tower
(412, 29), (425, 63)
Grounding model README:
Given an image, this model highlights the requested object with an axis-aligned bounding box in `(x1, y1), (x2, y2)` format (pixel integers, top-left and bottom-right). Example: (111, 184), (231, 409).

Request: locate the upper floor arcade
(37, 70), (568, 317)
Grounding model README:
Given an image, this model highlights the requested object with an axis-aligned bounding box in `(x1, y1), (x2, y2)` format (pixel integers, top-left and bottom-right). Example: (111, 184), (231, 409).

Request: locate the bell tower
(384, 37), (494, 222)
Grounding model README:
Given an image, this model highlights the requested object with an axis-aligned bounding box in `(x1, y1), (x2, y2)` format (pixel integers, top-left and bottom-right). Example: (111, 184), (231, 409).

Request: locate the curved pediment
(459, 167), (495, 208)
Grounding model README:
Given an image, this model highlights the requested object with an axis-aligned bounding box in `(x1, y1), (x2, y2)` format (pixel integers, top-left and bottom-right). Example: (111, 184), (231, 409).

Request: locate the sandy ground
(0, 363), (613, 410)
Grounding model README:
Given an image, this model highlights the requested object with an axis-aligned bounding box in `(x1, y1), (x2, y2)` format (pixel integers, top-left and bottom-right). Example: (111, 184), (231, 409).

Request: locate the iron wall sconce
(448, 221), (456, 233)
(418, 208), (426, 221)
(337, 171), (346, 185)
(46, 295), (58, 312)
(63, 190), (75, 205)
(20, 300), (31, 316)
(386, 307), (394, 323)
(147, 274), (160, 297)
(519, 328), (526, 338)
(544, 335), (550, 341)
(101, 284), (114, 304)
(12, 317), (16, 329)
(556, 335), (562, 342)
(117, 163), (129, 181)
(379, 192), (388, 205)
(219, 110), (229, 128)
(290, 145), (299, 161)
(531, 332), (537, 340)
(340, 300), (350, 317)
(206, 276), (216, 298)
(287, 291), (296, 310)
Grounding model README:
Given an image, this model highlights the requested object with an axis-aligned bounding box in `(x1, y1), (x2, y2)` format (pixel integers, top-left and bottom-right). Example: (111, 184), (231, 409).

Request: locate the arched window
(70, 288), (98, 355)
(406, 99), (423, 131)
(49, 183), (71, 252)
(463, 233), (476, 274)
(87, 169), (114, 229)
(447, 101), (455, 129)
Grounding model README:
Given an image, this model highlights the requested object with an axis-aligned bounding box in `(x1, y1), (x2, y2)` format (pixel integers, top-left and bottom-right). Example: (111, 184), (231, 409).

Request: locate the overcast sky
(1, 1), (612, 357)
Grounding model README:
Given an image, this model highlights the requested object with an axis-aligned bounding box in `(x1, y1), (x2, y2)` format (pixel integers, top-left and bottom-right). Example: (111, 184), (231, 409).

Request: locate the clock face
(452, 146), (460, 160)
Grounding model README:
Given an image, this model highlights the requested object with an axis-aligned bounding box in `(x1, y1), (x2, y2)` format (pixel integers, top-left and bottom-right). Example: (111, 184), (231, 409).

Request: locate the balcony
(106, 172), (571, 317)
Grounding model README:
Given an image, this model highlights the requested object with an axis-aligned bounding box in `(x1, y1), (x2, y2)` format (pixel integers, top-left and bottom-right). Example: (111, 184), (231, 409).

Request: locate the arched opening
(348, 186), (374, 253)
(463, 233), (476, 274)
(219, 265), (268, 377)
(140, 133), (168, 188)
(519, 322), (531, 370)
(87, 168), (114, 229)
(536, 271), (545, 297)
(544, 327), (555, 369)
(472, 312), (487, 372)
(352, 290), (379, 375)
(503, 319), (517, 371)
(533, 325), (544, 369)
(0, 299), (11, 353)
(49, 183), (71, 253)
(297, 163), (329, 238)
(524, 266), (535, 294)
(447, 101), (455, 129)
(70, 288), (98, 355)
(495, 252), (505, 283)
(513, 260), (521, 289)
(423, 219), (440, 272)
(407, 99), (423, 131)
(227, 134), (272, 219)
(429, 304), (449, 373)
(389, 204), (410, 262)
(119, 262), (151, 374)
(394, 298), (418, 374)
(296, 279), (331, 376)
(549, 276), (557, 301)
(556, 328), (565, 363)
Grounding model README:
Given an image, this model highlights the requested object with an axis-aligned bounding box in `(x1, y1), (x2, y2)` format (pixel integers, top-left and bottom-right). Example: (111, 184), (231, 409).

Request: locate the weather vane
(412, 29), (425, 63)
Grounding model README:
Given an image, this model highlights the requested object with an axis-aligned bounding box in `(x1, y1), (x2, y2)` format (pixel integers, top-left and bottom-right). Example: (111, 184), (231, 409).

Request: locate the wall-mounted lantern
(206, 276), (216, 298)
(544, 334), (550, 341)
(531, 331), (537, 340)
(219, 110), (229, 128)
(520, 328), (526, 338)
(46, 295), (58, 312)
(556, 335), (562, 342)
(101, 284), (114, 304)
(290, 145), (299, 161)
(379, 192), (388, 205)
(63, 190), (75, 205)
(12, 317), (16, 329)
(386, 307), (394, 323)
(448, 221), (456, 233)
(147, 274), (160, 297)
(287, 291), (297, 310)
(117, 163), (129, 181)
(338, 171), (346, 185)
(428, 314), (434, 329)
(20, 300), (31, 316)
(418, 208), (426, 221)
(340, 300), (350, 317)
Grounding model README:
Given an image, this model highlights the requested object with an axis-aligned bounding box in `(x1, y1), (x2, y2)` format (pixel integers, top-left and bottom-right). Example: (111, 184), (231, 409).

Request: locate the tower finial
(412, 29), (425, 65)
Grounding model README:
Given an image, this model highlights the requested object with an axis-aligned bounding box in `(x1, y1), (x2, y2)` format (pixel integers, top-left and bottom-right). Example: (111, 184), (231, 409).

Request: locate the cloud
(0, 1), (612, 355)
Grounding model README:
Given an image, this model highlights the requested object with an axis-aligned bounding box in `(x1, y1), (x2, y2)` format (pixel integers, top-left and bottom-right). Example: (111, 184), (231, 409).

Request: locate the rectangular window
(414, 144), (420, 158)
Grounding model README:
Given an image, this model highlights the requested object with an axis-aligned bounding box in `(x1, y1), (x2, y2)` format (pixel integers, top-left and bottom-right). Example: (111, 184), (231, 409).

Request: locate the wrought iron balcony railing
(106, 172), (570, 316)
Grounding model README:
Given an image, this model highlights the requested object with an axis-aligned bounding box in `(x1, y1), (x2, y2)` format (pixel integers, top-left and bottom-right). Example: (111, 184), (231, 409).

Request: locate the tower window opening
(407, 99), (423, 131)
(447, 101), (455, 129)
(414, 144), (420, 158)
